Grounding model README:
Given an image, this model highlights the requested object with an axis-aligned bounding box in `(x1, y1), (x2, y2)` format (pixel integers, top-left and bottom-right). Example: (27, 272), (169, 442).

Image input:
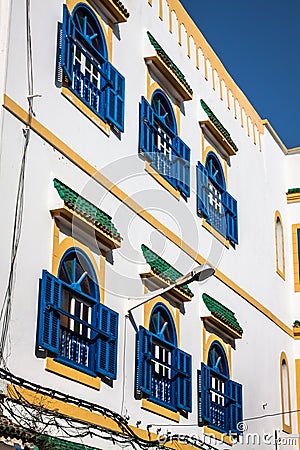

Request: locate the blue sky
(179, 0), (300, 149)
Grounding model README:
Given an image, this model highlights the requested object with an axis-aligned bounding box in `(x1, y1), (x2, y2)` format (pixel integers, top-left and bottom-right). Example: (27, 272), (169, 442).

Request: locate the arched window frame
(275, 211), (285, 279)
(139, 90), (191, 198)
(197, 151), (238, 245)
(37, 247), (119, 380)
(280, 352), (292, 433)
(136, 302), (192, 413)
(59, 3), (125, 132)
(198, 340), (243, 434)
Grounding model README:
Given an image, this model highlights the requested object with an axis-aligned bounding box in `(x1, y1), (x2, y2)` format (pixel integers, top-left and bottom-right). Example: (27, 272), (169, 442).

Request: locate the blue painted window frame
(60, 4), (125, 132)
(197, 152), (238, 244)
(37, 247), (119, 380)
(198, 341), (243, 434)
(139, 92), (191, 197)
(136, 303), (192, 413)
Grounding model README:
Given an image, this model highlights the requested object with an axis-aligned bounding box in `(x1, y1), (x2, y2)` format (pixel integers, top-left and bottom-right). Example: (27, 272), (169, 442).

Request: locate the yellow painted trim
(142, 398), (180, 422)
(202, 316), (243, 340)
(145, 162), (180, 200)
(287, 192), (300, 203)
(274, 211), (286, 280)
(292, 224), (300, 292)
(295, 360), (300, 448)
(3, 94), (295, 338)
(6, 385), (203, 450)
(140, 270), (193, 303)
(262, 119), (300, 155)
(46, 358), (101, 389)
(202, 219), (230, 249)
(204, 427), (234, 446)
(61, 87), (110, 136)
(280, 352), (292, 434)
(200, 120), (237, 157)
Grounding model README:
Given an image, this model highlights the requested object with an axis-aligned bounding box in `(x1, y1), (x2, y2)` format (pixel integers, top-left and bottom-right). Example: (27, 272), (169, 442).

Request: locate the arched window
(137, 303), (192, 412)
(59, 4), (125, 131)
(280, 353), (292, 433)
(199, 341), (243, 434)
(37, 247), (119, 379)
(275, 212), (285, 278)
(197, 152), (238, 244)
(139, 91), (191, 197)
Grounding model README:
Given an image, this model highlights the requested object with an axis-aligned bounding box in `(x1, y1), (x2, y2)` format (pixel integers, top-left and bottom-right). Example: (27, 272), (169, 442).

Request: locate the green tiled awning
(0, 415), (100, 450)
(147, 32), (193, 96)
(203, 293), (243, 334)
(141, 244), (194, 297)
(112, 0), (130, 18)
(53, 179), (122, 243)
(200, 99), (239, 153)
(287, 188), (300, 194)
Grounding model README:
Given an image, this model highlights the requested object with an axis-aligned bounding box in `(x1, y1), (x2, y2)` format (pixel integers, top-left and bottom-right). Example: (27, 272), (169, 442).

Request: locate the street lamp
(128, 263), (215, 313)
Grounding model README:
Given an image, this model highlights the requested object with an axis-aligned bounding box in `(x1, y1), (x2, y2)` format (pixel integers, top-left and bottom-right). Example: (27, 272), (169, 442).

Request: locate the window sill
(141, 398), (180, 422)
(204, 426), (234, 446)
(62, 86), (110, 136)
(46, 358), (100, 390)
(202, 219), (230, 248)
(145, 162), (180, 200)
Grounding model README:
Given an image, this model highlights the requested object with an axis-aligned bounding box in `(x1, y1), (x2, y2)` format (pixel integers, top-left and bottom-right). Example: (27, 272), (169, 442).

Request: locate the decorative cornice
(202, 293), (243, 335)
(141, 244), (194, 297)
(53, 179), (122, 243)
(95, 0), (129, 23)
(147, 31), (193, 97)
(200, 99), (239, 155)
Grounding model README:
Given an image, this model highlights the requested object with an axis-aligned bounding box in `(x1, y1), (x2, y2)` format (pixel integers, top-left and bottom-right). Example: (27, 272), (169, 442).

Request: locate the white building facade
(0, 0), (300, 449)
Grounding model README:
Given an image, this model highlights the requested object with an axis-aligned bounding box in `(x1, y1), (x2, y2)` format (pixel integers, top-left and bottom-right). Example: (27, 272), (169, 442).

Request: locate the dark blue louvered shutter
(139, 97), (154, 161)
(38, 270), (61, 354)
(197, 162), (209, 218)
(198, 363), (211, 425)
(174, 137), (191, 197)
(103, 61), (125, 132)
(95, 303), (119, 379)
(137, 326), (152, 395)
(176, 348), (192, 412)
(223, 191), (238, 244)
(228, 380), (243, 434)
(61, 5), (75, 81)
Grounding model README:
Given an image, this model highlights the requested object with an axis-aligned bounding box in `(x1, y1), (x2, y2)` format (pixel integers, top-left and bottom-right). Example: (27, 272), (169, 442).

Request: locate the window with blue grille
(197, 152), (238, 244)
(59, 4), (125, 132)
(136, 303), (192, 412)
(139, 91), (191, 197)
(198, 341), (243, 434)
(37, 248), (118, 380)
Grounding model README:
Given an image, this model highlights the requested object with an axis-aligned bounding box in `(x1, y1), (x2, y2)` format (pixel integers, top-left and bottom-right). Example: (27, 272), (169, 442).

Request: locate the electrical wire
(0, 0), (35, 364)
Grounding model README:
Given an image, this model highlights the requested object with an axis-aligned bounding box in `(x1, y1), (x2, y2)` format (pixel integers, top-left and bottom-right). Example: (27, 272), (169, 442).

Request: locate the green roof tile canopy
(53, 179), (122, 243)
(141, 244), (194, 297)
(200, 99), (239, 153)
(288, 188), (300, 194)
(0, 415), (100, 450)
(112, 0), (130, 18)
(147, 32), (193, 96)
(203, 293), (243, 335)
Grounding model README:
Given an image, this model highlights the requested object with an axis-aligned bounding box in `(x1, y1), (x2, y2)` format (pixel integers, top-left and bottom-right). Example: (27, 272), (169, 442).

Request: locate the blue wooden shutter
(197, 162), (209, 218)
(61, 5), (75, 81)
(139, 97), (154, 161)
(95, 303), (119, 379)
(198, 363), (211, 425)
(175, 348), (192, 412)
(174, 137), (191, 197)
(103, 61), (125, 132)
(228, 380), (243, 434)
(137, 326), (152, 395)
(38, 270), (61, 354)
(223, 191), (238, 244)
